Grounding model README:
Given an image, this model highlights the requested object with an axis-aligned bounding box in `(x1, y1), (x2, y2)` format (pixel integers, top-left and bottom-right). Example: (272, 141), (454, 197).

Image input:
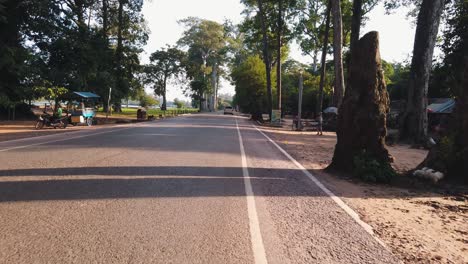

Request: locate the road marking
(0, 127), (132, 153)
(236, 119), (268, 264)
(253, 125), (389, 249)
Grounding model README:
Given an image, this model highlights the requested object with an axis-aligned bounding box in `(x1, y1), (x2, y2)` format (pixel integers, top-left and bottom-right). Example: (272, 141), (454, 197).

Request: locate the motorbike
(35, 112), (68, 129)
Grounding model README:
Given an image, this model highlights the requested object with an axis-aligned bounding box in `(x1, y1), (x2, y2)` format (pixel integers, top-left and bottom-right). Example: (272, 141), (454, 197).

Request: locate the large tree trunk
(349, 0), (362, 57)
(329, 32), (392, 172)
(211, 62), (217, 111)
(399, 0), (445, 144)
(162, 76), (167, 111)
(215, 74), (220, 111)
(102, 0), (108, 36)
(114, 0), (125, 103)
(420, 57), (468, 183)
(312, 50), (318, 72)
(116, 0), (124, 65)
(72, 0), (88, 90)
(456, 57), (468, 182)
(198, 91), (203, 112)
(317, 0), (331, 114)
(257, 0), (273, 120)
(330, 0), (345, 108)
(419, 54), (468, 183)
(276, 0), (283, 114)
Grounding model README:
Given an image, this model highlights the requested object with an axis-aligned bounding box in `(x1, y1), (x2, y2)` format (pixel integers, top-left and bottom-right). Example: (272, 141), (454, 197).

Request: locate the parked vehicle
(35, 112), (68, 129)
(224, 106), (234, 115)
(64, 92), (100, 127)
(69, 107), (95, 126)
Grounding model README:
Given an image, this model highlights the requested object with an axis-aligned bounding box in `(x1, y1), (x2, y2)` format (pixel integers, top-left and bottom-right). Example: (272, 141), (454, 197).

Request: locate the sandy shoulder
(260, 127), (467, 264)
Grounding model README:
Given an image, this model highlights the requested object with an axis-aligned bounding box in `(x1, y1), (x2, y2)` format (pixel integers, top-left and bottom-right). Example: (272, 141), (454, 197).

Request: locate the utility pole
(106, 87), (112, 120)
(297, 71), (304, 131)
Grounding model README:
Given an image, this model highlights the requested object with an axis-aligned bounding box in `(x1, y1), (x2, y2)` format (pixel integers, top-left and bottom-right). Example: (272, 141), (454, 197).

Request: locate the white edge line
(253, 124), (389, 249)
(236, 119), (268, 264)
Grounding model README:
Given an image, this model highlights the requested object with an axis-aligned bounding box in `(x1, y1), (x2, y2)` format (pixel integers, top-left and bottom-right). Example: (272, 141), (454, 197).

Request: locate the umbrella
(323, 107), (338, 114)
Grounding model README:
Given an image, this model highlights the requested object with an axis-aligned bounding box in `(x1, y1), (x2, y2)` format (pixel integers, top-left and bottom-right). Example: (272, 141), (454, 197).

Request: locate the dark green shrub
(353, 150), (397, 183)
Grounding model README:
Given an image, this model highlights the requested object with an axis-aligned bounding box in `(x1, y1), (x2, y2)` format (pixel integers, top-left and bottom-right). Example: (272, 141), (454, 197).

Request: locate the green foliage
(383, 0), (421, 18)
(177, 18), (229, 104)
(231, 55), (270, 117)
(0, 0), (29, 104)
(97, 107), (198, 117)
(240, 0), (296, 64)
(173, 98), (184, 109)
(437, 0), (468, 98)
(386, 62), (410, 101)
(33, 84), (69, 103)
(353, 150), (397, 183)
(139, 93), (158, 108)
(436, 136), (457, 172)
(144, 46), (185, 109)
(280, 59), (333, 116)
(0, 0), (148, 110)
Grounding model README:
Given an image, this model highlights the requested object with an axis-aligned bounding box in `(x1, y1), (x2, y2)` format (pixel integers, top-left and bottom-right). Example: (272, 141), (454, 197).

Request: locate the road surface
(0, 114), (399, 263)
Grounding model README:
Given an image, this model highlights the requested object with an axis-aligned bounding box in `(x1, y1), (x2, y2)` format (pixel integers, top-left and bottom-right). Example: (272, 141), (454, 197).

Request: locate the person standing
(317, 112), (323, 135)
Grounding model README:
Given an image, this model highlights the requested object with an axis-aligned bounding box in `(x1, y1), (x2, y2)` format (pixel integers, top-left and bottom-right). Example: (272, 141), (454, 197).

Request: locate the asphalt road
(0, 114), (400, 263)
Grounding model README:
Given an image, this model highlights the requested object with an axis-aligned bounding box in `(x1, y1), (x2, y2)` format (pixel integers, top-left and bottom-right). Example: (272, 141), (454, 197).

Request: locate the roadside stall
(63, 92), (100, 126)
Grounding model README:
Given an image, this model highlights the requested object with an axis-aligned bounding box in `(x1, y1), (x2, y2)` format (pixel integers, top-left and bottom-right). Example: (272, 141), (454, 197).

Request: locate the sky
(141, 0), (416, 101)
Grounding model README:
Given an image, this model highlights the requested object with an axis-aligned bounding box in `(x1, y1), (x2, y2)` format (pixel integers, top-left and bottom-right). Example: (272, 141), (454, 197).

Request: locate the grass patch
(353, 150), (397, 183)
(96, 107), (199, 118)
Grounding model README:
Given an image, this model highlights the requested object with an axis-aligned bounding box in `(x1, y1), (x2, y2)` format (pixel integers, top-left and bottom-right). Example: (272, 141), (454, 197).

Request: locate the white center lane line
(236, 119), (268, 264)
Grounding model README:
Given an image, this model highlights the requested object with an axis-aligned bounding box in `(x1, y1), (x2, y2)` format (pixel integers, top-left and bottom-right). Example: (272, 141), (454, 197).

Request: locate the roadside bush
(437, 136), (456, 171)
(139, 94), (158, 108)
(353, 150), (397, 183)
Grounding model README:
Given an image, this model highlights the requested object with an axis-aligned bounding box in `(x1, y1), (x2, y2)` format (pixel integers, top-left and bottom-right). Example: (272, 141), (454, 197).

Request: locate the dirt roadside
(0, 113), (191, 143)
(0, 116), (134, 142)
(259, 126), (467, 264)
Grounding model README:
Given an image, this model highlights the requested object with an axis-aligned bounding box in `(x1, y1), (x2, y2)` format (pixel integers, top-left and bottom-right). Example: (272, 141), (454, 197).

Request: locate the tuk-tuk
(63, 92), (100, 126)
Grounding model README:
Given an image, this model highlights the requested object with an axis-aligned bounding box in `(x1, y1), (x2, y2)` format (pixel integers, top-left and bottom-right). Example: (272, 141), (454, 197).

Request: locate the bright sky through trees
(142, 0), (416, 101)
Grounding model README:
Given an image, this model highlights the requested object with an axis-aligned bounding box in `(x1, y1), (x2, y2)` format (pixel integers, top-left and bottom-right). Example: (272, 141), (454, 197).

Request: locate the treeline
(145, 18), (230, 112)
(230, 0), (467, 183)
(0, 0), (148, 113)
(231, 0), (459, 127)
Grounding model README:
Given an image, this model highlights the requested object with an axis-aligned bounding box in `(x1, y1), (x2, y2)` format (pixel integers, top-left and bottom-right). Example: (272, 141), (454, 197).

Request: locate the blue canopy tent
(427, 98), (455, 137)
(65, 91), (101, 100)
(427, 98), (455, 114)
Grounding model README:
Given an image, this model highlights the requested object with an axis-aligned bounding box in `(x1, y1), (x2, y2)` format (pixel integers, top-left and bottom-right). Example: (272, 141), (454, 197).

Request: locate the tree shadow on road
(0, 166), (464, 203)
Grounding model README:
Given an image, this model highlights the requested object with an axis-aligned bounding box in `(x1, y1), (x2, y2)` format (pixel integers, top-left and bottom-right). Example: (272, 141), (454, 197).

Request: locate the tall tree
(114, 0), (125, 111)
(294, 0), (324, 72)
(330, 0), (345, 107)
(294, 0), (337, 114)
(276, 0), (283, 113)
(349, 0), (379, 55)
(178, 18), (227, 111)
(317, 0), (331, 114)
(0, 0), (28, 103)
(241, 0), (296, 119)
(418, 0), (468, 183)
(146, 46), (185, 111)
(102, 0), (108, 36)
(349, 0), (363, 57)
(257, 0), (273, 119)
(399, 0), (445, 144)
(231, 55), (269, 120)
